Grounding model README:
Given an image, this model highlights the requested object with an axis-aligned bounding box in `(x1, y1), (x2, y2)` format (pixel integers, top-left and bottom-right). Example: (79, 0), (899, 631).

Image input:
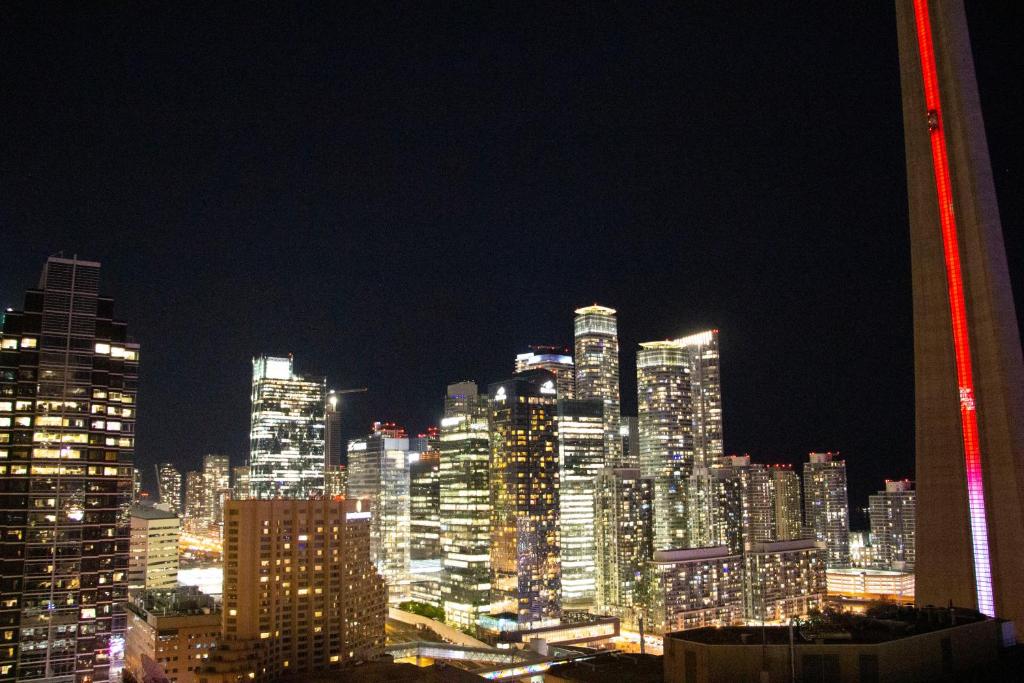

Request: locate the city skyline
(2, 4), (1023, 678)
(2, 5), (1021, 513)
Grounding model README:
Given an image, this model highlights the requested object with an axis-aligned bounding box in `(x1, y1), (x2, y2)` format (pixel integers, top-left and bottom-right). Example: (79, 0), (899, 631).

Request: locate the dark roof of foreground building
(670, 606), (991, 646)
(129, 504), (179, 520)
(545, 652), (663, 683)
(280, 661), (484, 682)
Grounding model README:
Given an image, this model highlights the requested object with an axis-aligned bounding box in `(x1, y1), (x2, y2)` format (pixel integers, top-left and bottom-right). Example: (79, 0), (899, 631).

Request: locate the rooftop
(128, 586), (219, 618)
(130, 504), (179, 521)
(574, 304), (616, 316)
(546, 652), (663, 683)
(669, 606), (991, 646)
(826, 566), (914, 577)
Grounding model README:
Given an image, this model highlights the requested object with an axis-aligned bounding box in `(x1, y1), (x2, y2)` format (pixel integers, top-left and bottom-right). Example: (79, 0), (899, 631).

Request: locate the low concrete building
(125, 588), (221, 683)
(664, 607), (1015, 683)
(827, 567), (914, 605)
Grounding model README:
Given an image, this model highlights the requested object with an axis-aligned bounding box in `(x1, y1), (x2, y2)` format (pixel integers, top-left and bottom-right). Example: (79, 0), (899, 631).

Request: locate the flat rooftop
(670, 607), (990, 646)
(546, 653), (662, 683)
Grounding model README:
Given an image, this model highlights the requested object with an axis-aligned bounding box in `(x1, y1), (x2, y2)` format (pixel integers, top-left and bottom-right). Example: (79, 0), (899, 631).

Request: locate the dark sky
(1, 3), (1021, 517)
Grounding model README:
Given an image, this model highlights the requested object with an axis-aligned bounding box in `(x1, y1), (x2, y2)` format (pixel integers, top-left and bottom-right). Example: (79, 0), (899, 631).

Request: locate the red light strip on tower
(911, 0), (994, 616)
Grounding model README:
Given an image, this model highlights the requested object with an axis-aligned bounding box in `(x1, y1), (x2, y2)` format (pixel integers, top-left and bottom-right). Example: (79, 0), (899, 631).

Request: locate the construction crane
(327, 387), (367, 408)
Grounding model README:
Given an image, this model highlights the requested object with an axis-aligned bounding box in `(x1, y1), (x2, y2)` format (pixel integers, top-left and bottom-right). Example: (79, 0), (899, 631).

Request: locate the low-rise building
(827, 567), (915, 605)
(744, 539), (827, 622)
(125, 588), (221, 683)
(648, 547), (744, 634)
(664, 608), (1016, 683)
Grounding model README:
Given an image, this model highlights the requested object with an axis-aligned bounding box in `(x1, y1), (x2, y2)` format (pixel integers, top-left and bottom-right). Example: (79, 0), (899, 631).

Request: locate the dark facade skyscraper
(488, 371), (560, 625)
(325, 390), (343, 467)
(619, 415), (640, 468)
(0, 256), (138, 682)
(897, 0), (1024, 624)
(515, 346), (575, 399)
(409, 428), (441, 562)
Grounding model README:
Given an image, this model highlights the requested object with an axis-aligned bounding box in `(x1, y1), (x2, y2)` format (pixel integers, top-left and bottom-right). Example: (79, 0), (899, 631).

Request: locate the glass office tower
(347, 424), (413, 602)
(0, 256), (138, 682)
(488, 371), (560, 625)
(248, 355), (325, 500)
(556, 398), (605, 610)
(438, 382), (492, 630)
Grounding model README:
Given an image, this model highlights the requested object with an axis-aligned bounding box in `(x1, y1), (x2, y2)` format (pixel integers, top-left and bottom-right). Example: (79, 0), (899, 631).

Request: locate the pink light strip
(911, 0), (994, 616)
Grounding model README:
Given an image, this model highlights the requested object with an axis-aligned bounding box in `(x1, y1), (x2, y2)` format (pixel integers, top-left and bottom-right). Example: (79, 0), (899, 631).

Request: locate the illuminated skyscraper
(803, 452), (850, 567)
(869, 480), (916, 571)
(772, 466), (804, 541)
(636, 340), (692, 550)
(675, 330), (723, 465)
(410, 428), (441, 562)
(347, 424), (412, 602)
(231, 465), (250, 501)
(201, 453), (230, 538)
(574, 305), (621, 464)
(707, 457), (749, 555)
(248, 355), (326, 500)
(488, 371), (560, 625)
(323, 464), (346, 498)
(0, 256), (138, 683)
(708, 457), (804, 554)
(156, 462), (183, 515)
(556, 398), (605, 609)
(183, 470), (204, 534)
(595, 468), (654, 614)
(897, 0), (1024, 624)
(438, 382), (492, 630)
(515, 346), (575, 399)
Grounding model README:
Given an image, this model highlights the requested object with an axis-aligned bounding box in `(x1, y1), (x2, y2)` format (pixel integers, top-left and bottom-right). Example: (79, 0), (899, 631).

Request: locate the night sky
(2, 3), (1021, 517)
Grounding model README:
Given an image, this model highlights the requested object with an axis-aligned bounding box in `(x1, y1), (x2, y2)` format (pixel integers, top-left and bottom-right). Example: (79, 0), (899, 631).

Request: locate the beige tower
(896, 0), (1024, 626)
